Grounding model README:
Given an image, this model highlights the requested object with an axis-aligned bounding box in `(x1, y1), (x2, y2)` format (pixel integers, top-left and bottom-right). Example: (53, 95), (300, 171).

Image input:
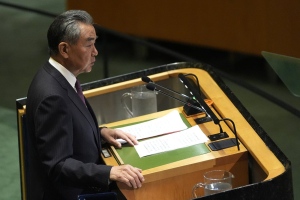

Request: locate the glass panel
(262, 51), (300, 97)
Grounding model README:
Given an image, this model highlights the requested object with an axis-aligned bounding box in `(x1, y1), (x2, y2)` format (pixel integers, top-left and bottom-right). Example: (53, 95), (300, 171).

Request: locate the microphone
(178, 73), (220, 124)
(141, 76), (153, 83)
(141, 76), (191, 100)
(142, 76), (202, 115)
(146, 83), (204, 112)
(178, 73), (240, 150)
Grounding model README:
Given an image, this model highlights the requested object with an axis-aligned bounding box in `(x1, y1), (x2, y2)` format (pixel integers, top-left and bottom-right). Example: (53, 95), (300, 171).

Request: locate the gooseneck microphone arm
(142, 76), (191, 100)
(145, 83), (203, 112)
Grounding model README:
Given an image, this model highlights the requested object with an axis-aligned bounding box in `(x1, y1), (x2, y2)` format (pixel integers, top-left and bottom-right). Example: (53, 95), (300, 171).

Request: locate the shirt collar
(49, 57), (77, 90)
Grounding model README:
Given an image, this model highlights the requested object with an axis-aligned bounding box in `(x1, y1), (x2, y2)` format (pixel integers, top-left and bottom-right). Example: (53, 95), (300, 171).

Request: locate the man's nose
(92, 45), (98, 57)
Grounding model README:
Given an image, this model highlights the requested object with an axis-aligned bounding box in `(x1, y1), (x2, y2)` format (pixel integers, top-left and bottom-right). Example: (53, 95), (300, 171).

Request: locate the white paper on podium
(134, 125), (209, 157)
(116, 110), (188, 141)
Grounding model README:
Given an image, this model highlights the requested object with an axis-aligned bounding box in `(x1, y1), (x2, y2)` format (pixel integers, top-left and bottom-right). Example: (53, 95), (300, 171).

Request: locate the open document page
(116, 110), (188, 141)
(134, 125), (209, 157)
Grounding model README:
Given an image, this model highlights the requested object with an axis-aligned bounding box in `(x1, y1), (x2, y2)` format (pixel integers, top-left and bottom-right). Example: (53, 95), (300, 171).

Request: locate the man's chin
(85, 65), (93, 73)
(86, 68), (92, 73)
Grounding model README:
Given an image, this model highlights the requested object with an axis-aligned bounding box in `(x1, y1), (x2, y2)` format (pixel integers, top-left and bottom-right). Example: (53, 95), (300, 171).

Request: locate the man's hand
(100, 128), (138, 148)
(110, 165), (144, 188)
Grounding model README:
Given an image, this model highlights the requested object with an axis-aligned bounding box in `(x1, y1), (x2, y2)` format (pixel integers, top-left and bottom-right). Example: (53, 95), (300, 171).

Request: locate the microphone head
(146, 83), (156, 91)
(141, 76), (152, 83)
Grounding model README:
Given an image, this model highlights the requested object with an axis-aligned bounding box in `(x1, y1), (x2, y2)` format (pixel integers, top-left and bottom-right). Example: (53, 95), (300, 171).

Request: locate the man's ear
(58, 42), (69, 58)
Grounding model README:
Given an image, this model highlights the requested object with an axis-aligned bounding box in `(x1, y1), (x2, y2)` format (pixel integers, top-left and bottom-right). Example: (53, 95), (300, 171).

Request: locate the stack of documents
(116, 110), (209, 157)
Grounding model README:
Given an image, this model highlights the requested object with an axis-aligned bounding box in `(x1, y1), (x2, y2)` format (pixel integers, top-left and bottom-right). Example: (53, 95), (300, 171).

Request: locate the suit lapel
(86, 100), (101, 151)
(67, 89), (101, 150)
(43, 62), (100, 150)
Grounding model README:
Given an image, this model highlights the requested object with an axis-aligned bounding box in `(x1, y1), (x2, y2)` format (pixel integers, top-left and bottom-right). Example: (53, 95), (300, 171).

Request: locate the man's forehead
(80, 33), (97, 43)
(79, 23), (97, 39)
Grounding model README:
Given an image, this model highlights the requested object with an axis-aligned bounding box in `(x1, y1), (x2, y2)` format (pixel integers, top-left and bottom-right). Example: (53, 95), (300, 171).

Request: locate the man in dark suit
(26, 10), (144, 200)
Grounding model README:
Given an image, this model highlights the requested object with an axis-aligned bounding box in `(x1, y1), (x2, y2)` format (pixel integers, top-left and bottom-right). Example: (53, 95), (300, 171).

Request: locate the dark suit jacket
(26, 61), (112, 200)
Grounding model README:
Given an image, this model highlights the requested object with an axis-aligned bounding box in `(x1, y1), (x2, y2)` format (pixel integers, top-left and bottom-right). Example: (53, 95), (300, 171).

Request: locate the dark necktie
(75, 79), (86, 105)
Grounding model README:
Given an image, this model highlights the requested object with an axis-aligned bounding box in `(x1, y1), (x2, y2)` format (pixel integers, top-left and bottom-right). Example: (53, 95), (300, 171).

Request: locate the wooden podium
(101, 108), (248, 200)
(16, 62), (293, 200)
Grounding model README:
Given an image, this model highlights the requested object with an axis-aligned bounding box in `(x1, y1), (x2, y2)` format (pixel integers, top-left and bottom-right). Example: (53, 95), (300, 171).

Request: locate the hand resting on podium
(100, 127), (145, 188)
(101, 127), (138, 148)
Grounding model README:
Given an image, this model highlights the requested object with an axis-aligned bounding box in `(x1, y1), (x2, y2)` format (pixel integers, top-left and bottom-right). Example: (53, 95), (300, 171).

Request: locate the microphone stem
(155, 89), (203, 112)
(155, 84), (191, 99)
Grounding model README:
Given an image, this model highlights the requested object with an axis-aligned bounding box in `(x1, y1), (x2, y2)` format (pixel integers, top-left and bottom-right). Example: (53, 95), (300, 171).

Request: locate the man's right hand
(110, 165), (145, 189)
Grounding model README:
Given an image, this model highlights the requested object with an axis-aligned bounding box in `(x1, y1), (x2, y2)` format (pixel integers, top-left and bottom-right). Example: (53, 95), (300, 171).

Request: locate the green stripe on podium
(112, 114), (210, 170)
